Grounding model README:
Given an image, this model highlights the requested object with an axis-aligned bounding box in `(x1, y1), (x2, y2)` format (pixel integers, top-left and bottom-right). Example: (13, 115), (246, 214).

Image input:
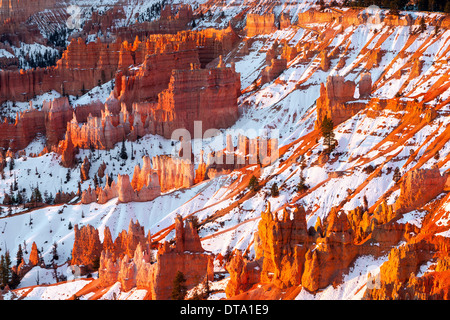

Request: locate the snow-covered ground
(2, 0), (450, 300)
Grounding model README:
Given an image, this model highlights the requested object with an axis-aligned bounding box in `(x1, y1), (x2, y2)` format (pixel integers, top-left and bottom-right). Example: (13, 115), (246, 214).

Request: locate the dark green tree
(270, 182), (279, 197)
(320, 115), (335, 154)
(296, 174), (309, 193)
(0, 251), (11, 287)
(248, 175), (259, 191)
(15, 244), (23, 267)
(171, 271), (187, 300)
(31, 184), (43, 206)
(120, 139), (128, 160)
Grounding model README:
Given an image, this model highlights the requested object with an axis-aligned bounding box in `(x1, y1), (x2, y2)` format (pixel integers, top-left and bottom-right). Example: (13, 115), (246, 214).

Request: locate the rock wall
(152, 64), (241, 138)
(82, 155), (198, 204)
(71, 224), (103, 272)
(394, 166), (447, 214)
(260, 58), (287, 85)
(253, 204), (310, 289)
(246, 13), (277, 38)
(0, 96), (72, 151)
(96, 215), (213, 299)
(315, 75), (366, 129)
(0, 0), (58, 23)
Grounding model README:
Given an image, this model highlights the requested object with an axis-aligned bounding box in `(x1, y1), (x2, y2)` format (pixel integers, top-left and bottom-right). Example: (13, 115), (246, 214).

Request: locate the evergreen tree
(270, 182), (279, 197)
(1, 251), (11, 287)
(65, 169), (71, 183)
(15, 244), (23, 267)
(419, 16), (427, 33)
(248, 175), (259, 191)
(93, 174), (99, 189)
(9, 157), (14, 171)
(171, 271), (187, 300)
(296, 174), (309, 193)
(51, 242), (59, 263)
(320, 115), (335, 154)
(31, 184), (43, 206)
(120, 139), (128, 160)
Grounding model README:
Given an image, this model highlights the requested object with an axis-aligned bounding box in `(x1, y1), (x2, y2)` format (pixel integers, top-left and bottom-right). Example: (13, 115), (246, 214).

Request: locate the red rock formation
(260, 58), (287, 85)
(364, 240), (437, 300)
(301, 208), (358, 292)
(71, 224), (103, 272)
(81, 185), (96, 204)
(29, 241), (40, 266)
(315, 75), (366, 129)
(0, 0), (58, 23)
(319, 50), (330, 72)
(254, 204), (309, 289)
(246, 14), (277, 37)
(112, 220), (149, 260)
(59, 135), (76, 168)
(80, 157), (90, 182)
(394, 166), (447, 214)
(297, 8), (344, 25)
(225, 250), (261, 298)
(152, 155), (194, 192)
(359, 72), (372, 98)
(147, 64), (241, 139)
(96, 216), (213, 299)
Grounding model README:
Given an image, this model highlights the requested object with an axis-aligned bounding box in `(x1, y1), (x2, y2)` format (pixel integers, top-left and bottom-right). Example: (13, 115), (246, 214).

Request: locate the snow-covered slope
(2, 0), (450, 300)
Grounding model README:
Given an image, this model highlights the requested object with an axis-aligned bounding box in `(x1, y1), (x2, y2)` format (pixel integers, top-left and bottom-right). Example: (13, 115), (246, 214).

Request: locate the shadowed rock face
(394, 166), (447, 215)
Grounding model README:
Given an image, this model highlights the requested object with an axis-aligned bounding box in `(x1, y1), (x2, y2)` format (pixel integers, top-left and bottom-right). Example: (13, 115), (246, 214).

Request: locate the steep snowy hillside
(1, 0), (450, 302)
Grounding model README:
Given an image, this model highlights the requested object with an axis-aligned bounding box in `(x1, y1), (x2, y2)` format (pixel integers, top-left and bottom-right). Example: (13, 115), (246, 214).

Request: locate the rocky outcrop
(297, 9), (343, 25)
(96, 216), (213, 299)
(200, 135), (279, 182)
(42, 97), (73, 147)
(0, 106), (45, 151)
(80, 157), (91, 182)
(253, 204), (310, 289)
(315, 75), (366, 129)
(225, 250), (261, 298)
(29, 241), (40, 266)
(71, 224), (103, 272)
(81, 156), (162, 204)
(246, 14), (277, 38)
(150, 64), (241, 139)
(394, 166), (447, 214)
(301, 208), (358, 292)
(152, 155), (194, 192)
(364, 240), (437, 300)
(260, 58), (287, 85)
(0, 0), (58, 23)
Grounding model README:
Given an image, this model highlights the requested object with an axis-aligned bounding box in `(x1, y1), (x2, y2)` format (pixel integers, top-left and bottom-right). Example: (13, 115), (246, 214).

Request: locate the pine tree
(296, 174), (309, 193)
(320, 115), (335, 154)
(171, 271), (187, 300)
(93, 174), (99, 189)
(419, 16), (426, 33)
(248, 175), (259, 191)
(31, 185), (42, 206)
(270, 182), (279, 197)
(120, 139), (128, 160)
(65, 169), (71, 183)
(51, 242), (59, 263)
(1, 251), (11, 287)
(15, 244), (23, 267)
(9, 157), (14, 171)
